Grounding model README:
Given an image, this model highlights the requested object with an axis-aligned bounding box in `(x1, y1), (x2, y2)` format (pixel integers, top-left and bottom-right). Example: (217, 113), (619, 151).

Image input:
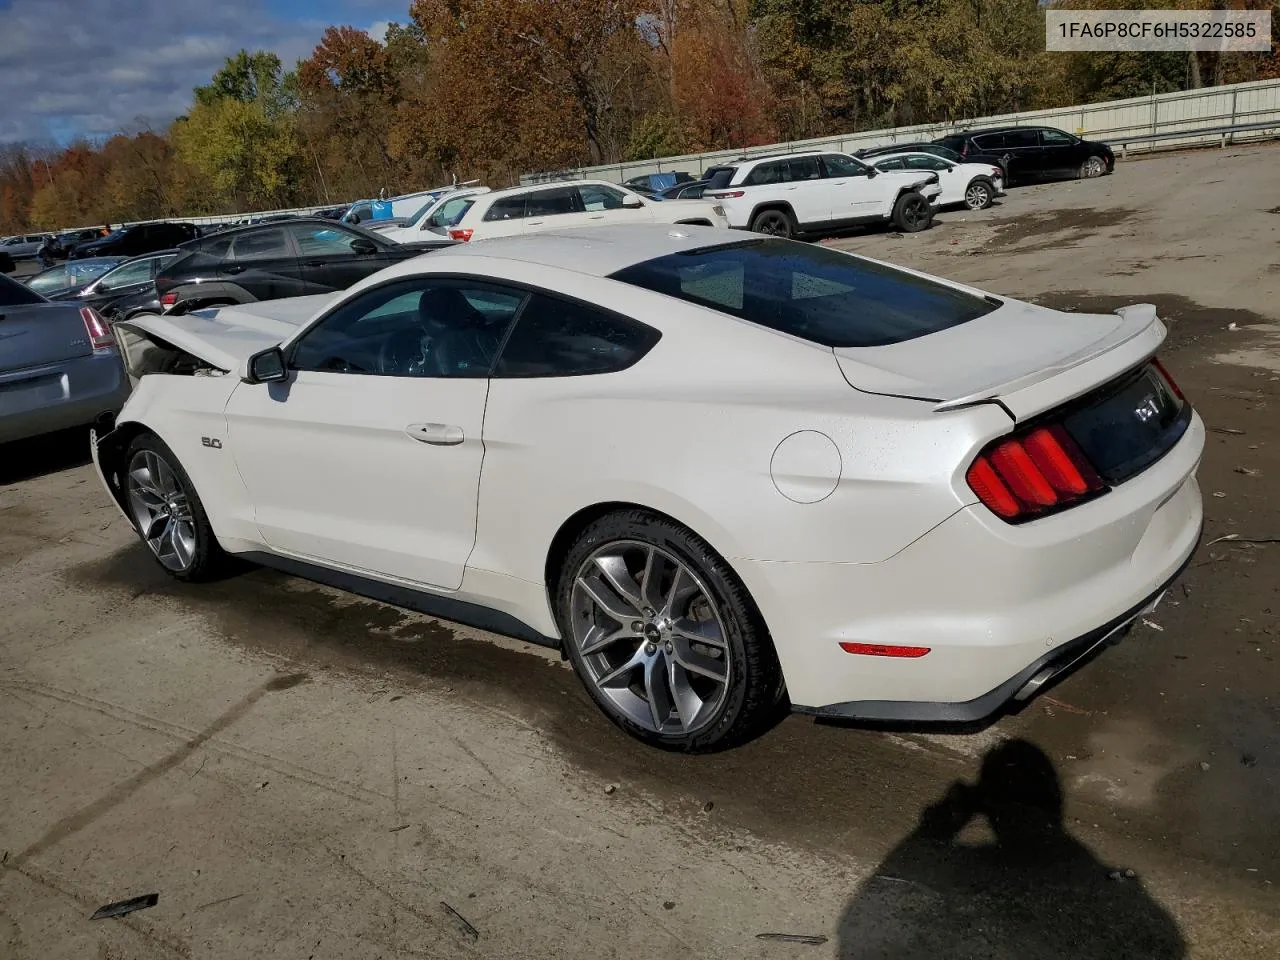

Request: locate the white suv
(446, 180), (729, 242)
(703, 151), (943, 237)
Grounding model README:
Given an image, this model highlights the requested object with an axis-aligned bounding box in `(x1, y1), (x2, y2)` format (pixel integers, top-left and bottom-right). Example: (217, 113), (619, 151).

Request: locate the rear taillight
(707, 190), (745, 199)
(80, 306), (114, 350)
(449, 228), (474, 242)
(1153, 358), (1184, 400)
(967, 423), (1105, 522)
(160, 291), (177, 307)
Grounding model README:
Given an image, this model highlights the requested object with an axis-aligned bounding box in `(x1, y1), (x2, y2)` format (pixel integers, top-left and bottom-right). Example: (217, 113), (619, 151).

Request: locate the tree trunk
(1188, 51), (1203, 89)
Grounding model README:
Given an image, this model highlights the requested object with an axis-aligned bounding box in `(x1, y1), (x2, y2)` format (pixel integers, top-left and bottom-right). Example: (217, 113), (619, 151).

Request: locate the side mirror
(866, 167), (879, 178)
(351, 237), (377, 255)
(622, 194), (644, 208)
(243, 346), (287, 384)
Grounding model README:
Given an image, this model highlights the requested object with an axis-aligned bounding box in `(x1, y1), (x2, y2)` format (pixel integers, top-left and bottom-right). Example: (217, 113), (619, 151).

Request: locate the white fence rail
(520, 78), (1280, 185)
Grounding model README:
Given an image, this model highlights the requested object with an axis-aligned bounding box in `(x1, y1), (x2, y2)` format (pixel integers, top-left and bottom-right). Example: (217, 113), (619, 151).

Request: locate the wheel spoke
(128, 467), (164, 501)
(580, 622), (633, 657)
(671, 616), (726, 649)
(644, 654), (674, 732)
(666, 658), (704, 733)
(593, 555), (646, 613)
(140, 510), (169, 542)
(672, 638), (728, 683)
(639, 547), (663, 610)
(576, 573), (636, 625)
(171, 521), (196, 568)
(597, 646), (645, 687)
(661, 564), (697, 619)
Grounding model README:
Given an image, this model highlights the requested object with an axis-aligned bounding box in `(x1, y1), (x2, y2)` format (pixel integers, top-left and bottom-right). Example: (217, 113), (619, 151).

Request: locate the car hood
(116, 294), (335, 372)
(834, 294), (1166, 421)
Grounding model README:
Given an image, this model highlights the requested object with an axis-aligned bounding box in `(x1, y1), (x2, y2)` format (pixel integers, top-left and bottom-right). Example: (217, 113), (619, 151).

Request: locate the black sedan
(51, 249), (182, 323)
(155, 218), (454, 314)
(72, 222), (200, 260)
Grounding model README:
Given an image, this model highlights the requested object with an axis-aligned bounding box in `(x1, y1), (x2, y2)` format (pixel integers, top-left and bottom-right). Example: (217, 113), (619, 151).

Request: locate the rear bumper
(738, 411), (1204, 719)
(0, 351), (130, 444)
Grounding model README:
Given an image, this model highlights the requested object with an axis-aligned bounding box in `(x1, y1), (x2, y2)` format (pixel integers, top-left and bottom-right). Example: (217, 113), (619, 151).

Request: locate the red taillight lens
(967, 424), (1105, 522)
(80, 306), (113, 350)
(160, 291), (177, 307)
(839, 642), (931, 659)
(1153, 358), (1184, 400)
(448, 228), (474, 242)
(707, 190), (745, 199)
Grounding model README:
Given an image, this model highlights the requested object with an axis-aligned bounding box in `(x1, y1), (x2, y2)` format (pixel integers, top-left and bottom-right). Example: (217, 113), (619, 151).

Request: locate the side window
(577, 184), (627, 211)
(100, 259), (153, 288)
(1040, 128), (1075, 146)
(494, 293), (660, 378)
(973, 134), (1005, 151)
(229, 229), (290, 262)
(875, 158), (907, 171)
(291, 279), (526, 378)
(1005, 130), (1039, 148)
(822, 154), (869, 178)
(905, 155), (949, 171)
(745, 161), (787, 186)
(288, 224), (363, 257)
(526, 187), (581, 217)
(484, 195), (529, 222)
(430, 197), (473, 227)
(787, 156), (822, 181)
(202, 236), (233, 262)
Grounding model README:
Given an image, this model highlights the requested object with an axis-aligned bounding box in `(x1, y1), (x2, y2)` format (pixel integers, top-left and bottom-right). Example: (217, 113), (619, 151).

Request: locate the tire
(963, 177), (995, 211)
(1079, 155), (1106, 179)
(123, 432), (227, 581)
(749, 208), (796, 239)
(892, 191), (933, 233)
(554, 509), (784, 752)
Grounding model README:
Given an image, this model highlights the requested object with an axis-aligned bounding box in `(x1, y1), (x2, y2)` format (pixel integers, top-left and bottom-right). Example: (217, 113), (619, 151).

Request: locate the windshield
(1, 273), (45, 306)
(611, 238), (997, 348)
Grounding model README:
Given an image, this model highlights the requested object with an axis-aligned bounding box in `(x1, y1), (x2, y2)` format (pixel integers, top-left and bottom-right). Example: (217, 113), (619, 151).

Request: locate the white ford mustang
(93, 225), (1204, 751)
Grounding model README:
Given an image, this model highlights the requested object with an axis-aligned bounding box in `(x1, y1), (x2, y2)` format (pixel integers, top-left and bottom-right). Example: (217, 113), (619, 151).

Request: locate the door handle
(304, 260), (324, 267)
(588, 214), (606, 220)
(527, 220), (544, 226)
(406, 423), (465, 445)
(224, 265), (245, 274)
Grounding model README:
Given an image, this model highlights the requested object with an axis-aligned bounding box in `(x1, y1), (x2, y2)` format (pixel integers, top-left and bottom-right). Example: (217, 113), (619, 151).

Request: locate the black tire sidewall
(125, 432), (224, 581)
(893, 192), (930, 232)
(751, 209), (794, 238)
(554, 510), (779, 752)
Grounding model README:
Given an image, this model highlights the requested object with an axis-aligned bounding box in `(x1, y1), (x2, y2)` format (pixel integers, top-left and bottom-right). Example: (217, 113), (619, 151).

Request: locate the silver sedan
(0, 272), (130, 444)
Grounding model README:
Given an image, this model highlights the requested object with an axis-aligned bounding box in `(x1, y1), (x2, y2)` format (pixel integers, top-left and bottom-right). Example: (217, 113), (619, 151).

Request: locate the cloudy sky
(0, 0), (408, 144)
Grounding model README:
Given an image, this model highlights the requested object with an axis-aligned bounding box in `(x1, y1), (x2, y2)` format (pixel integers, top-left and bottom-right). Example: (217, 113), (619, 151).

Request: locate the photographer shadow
(836, 739), (1185, 959)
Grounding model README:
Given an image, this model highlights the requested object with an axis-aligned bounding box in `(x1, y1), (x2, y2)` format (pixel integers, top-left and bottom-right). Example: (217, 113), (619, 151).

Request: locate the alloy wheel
(965, 183), (991, 210)
(1082, 156), (1105, 178)
(569, 540), (731, 737)
(901, 196), (926, 228)
(754, 212), (790, 237)
(126, 449), (197, 572)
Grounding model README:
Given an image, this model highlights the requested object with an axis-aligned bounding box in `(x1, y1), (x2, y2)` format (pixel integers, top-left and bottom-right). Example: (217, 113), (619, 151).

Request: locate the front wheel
(750, 208), (796, 239)
(892, 191), (933, 233)
(555, 510), (784, 751)
(124, 433), (227, 581)
(1079, 155), (1106, 179)
(963, 178), (995, 211)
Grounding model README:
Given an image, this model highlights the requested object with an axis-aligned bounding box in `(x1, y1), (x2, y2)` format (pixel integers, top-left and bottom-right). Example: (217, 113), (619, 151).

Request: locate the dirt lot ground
(2, 144), (1279, 959)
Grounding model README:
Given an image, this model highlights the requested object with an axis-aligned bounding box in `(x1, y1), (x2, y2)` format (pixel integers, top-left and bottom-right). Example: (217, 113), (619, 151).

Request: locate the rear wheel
(124, 433), (226, 581)
(1079, 155), (1106, 179)
(963, 178), (995, 210)
(555, 510), (783, 751)
(892, 191), (933, 233)
(749, 208), (796, 239)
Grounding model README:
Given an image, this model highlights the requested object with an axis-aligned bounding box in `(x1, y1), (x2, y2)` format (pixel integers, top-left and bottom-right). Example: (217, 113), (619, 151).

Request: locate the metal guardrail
(1104, 118), (1280, 155)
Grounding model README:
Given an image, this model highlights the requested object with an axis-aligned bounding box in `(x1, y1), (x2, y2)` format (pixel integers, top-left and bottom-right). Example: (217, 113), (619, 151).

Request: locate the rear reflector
(159, 291), (177, 307)
(449, 228), (474, 242)
(967, 423), (1106, 522)
(80, 306), (114, 350)
(839, 642), (931, 658)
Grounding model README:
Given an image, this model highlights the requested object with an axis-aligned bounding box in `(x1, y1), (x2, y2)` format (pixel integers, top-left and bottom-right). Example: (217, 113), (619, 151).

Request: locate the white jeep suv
(446, 180), (729, 242)
(703, 151), (942, 237)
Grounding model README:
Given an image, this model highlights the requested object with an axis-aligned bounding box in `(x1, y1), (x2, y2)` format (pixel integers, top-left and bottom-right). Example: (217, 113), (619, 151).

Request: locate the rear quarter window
(484, 195), (530, 222)
(610, 239), (997, 348)
(494, 293), (659, 377)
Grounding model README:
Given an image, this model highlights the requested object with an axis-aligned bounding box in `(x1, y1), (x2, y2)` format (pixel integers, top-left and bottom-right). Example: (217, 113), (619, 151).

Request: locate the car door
(287, 222), (390, 293)
(1000, 129), (1044, 179)
(85, 255), (156, 309)
(223, 277), (528, 589)
(781, 156), (829, 226)
(903, 154), (959, 204)
(524, 186), (588, 232)
(222, 227), (305, 301)
(821, 153), (882, 221)
(1038, 128), (1080, 177)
